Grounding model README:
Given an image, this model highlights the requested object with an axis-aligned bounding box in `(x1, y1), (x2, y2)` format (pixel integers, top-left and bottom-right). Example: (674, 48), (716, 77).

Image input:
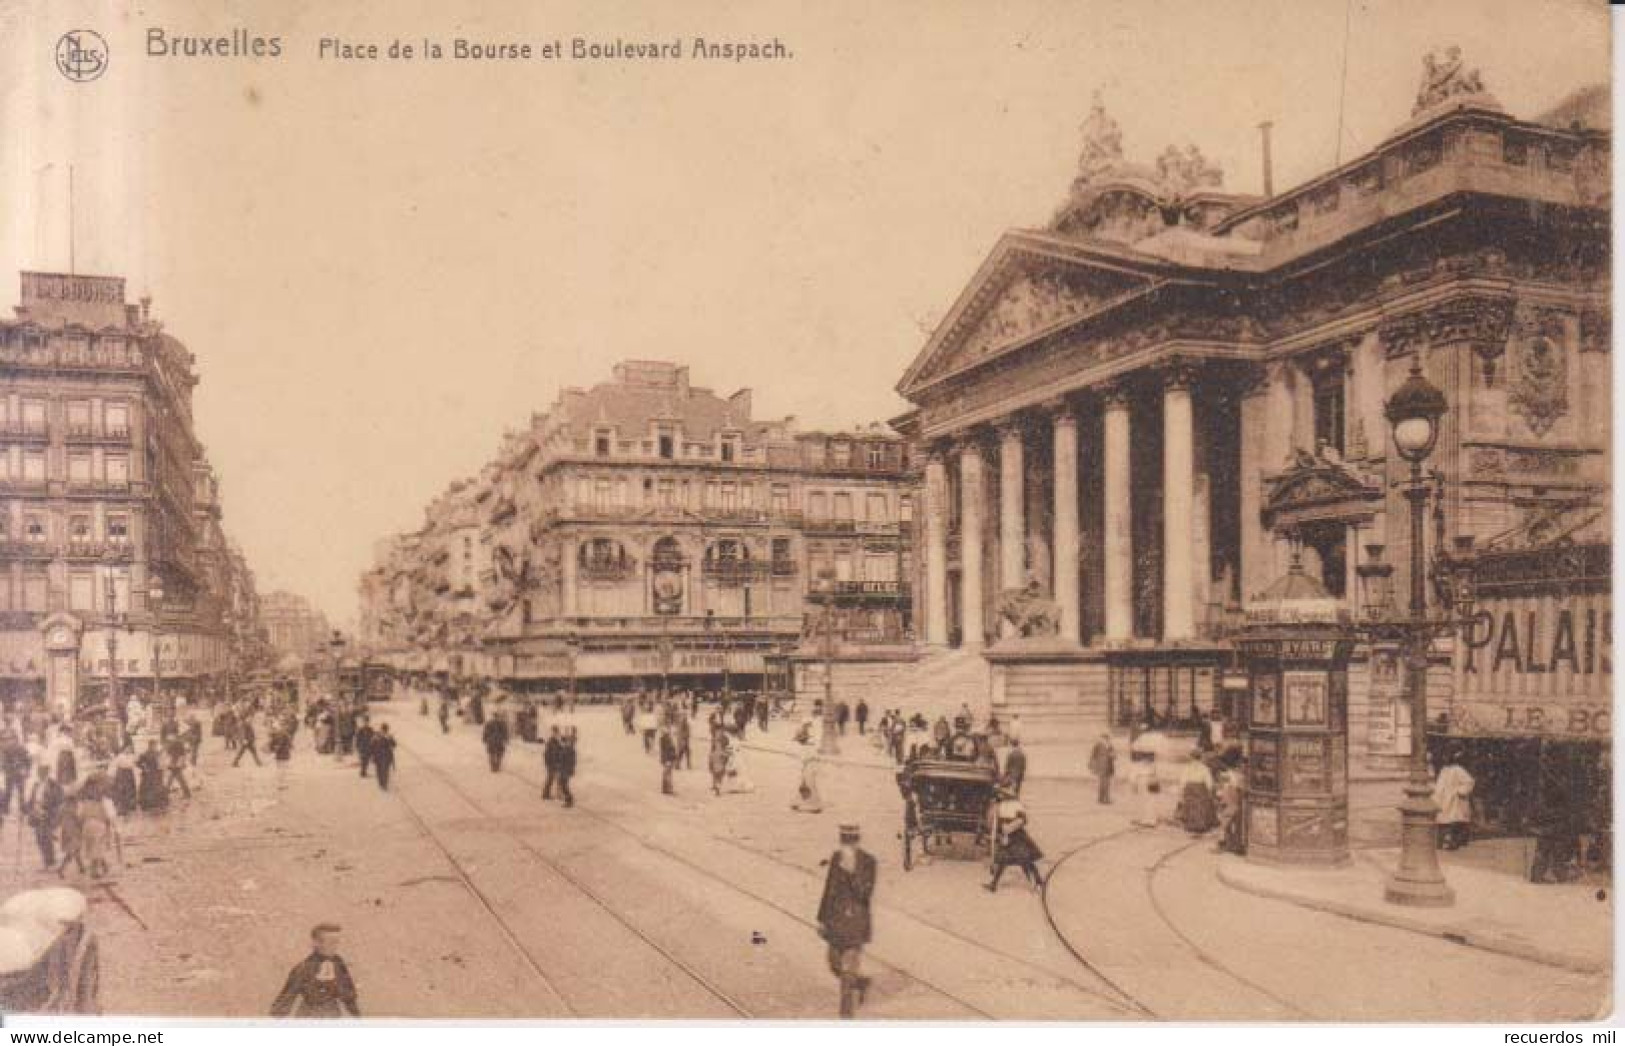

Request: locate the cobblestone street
(0, 691), (1597, 1020)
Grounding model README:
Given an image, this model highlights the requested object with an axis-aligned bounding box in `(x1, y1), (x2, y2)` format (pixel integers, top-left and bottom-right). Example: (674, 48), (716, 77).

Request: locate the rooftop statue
(1153, 143), (1224, 196)
(1413, 45), (1488, 116)
(1072, 91), (1125, 189)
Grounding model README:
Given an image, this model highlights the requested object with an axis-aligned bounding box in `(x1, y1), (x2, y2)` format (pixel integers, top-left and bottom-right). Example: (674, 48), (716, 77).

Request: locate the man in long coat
(483, 714), (510, 773)
(816, 823), (876, 1018)
(270, 923), (360, 1018)
(371, 725), (397, 791)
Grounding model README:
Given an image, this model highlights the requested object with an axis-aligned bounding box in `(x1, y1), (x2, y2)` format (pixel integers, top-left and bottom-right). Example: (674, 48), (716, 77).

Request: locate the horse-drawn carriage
(0, 889), (100, 1015)
(897, 758), (999, 871)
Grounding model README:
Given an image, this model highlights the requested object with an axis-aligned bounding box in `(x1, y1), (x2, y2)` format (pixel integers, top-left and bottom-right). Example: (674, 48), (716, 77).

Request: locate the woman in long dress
(1175, 751), (1220, 834)
(110, 752), (138, 816)
(74, 777), (119, 879)
(724, 741), (755, 794)
(137, 741), (168, 812)
(708, 733), (730, 796)
(985, 784), (1045, 892)
(1128, 727), (1166, 828)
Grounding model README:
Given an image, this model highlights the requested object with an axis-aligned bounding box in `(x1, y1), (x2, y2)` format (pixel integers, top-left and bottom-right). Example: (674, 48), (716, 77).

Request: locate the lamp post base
(1384, 786), (1455, 908)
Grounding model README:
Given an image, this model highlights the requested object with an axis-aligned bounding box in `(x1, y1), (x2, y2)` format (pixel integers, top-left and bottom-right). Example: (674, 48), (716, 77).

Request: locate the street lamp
(148, 580), (167, 719)
(1381, 355), (1453, 908)
(815, 567), (840, 756)
(103, 557), (124, 724)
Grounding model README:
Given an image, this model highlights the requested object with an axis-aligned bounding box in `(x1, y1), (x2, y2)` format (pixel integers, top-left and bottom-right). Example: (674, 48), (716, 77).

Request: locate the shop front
(1436, 532), (1610, 855)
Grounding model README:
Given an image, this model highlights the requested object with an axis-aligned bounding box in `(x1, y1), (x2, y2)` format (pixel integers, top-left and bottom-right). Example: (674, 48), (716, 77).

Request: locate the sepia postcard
(0, 0), (1612, 1028)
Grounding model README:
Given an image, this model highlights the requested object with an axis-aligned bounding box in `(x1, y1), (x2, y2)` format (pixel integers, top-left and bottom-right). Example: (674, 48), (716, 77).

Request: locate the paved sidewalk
(1043, 825), (1608, 1020)
(1216, 840), (1612, 974)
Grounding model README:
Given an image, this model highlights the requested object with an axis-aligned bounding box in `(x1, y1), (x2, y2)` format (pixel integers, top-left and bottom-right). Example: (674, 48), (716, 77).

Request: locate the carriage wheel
(71, 935), (100, 1016)
(902, 830), (914, 871)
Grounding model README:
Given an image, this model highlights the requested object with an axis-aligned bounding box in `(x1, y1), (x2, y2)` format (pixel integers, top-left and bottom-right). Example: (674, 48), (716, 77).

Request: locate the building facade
(894, 58), (1609, 760)
(364, 360), (920, 697)
(0, 272), (260, 714)
(259, 590), (333, 665)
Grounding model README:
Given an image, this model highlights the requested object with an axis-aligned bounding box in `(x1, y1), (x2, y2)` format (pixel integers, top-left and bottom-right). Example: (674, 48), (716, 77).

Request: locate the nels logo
(55, 29), (108, 83)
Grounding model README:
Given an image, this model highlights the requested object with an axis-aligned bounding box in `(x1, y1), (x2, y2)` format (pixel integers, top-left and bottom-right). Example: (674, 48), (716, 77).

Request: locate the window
(23, 514), (45, 542)
(658, 434), (674, 459)
(833, 492), (853, 520)
(831, 442), (851, 468)
(68, 515), (91, 542)
(771, 537), (792, 565)
(107, 514), (129, 543)
(594, 479), (611, 511)
(20, 400), (45, 434)
(657, 478), (676, 507)
(66, 401), (91, 434)
(22, 571), (47, 611)
(68, 453), (92, 484)
(704, 481), (718, 508)
(720, 440), (736, 463)
(771, 485), (790, 515)
(739, 483), (753, 509)
(104, 454), (128, 485)
(0, 452), (9, 481)
(867, 444), (886, 469)
(808, 491), (828, 520)
(595, 434), (611, 457)
(105, 403), (129, 436)
(22, 451), (45, 483)
(1311, 366), (1346, 456)
(900, 495), (914, 523)
(866, 492), (888, 523)
(720, 483), (737, 511)
(69, 573), (94, 612)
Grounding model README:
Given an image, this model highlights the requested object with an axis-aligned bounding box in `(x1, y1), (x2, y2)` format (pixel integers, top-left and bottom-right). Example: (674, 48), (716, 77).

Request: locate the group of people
(430, 683), (579, 806)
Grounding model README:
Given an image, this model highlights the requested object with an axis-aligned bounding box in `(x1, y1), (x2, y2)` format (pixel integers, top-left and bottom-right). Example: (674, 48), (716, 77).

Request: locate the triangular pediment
(897, 233), (1157, 397)
(1262, 452), (1383, 528)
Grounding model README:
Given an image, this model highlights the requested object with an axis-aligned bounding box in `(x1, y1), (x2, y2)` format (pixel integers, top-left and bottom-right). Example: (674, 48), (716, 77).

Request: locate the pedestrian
(792, 752), (823, 813)
(137, 740), (168, 811)
(164, 732), (192, 800)
(371, 725), (397, 791)
(437, 698), (451, 735)
(1128, 724), (1166, 828)
(72, 775), (119, 879)
(708, 733), (729, 796)
(620, 695), (636, 736)
(1433, 747), (1474, 850)
(757, 696), (770, 733)
(270, 923), (361, 1018)
(659, 726), (678, 796)
(638, 704), (658, 754)
(889, 714), (906, 764)
(816, 824), (875, 1019)
(1088, 732), (1116, 805)
(110, 752), (137, 816)
(1215, 763), (1245, 855)
(184, 716), (204, 768)
(356, 718), (376, 778)
(724, 738), (755, 794)
(24, 763), (63, 869)
(835, 701), (850, 736)
(556, 732), (576, 808)
(676, 713), (693, 771)
(541, 727), (563, 799)
(234, 716), (263, 767)
(985, 782), (1045, 893)
(1529, 787), (1579, 884)
(1174, 750), (1219, 834)
(1, 731), (29, 815)
(53, 728), (78, 789)
(1003, 737), (1027, 796)
(337, 708), (357, 757)
(483, 714), (510, 773)
(854, 699), (868, 735)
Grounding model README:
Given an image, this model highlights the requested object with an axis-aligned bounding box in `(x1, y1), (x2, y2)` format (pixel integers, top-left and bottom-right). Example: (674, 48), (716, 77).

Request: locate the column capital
(1379, 312), (1427, 359)
(1236, 362), (1273, 399)
(1099, 379), (1133, 409)
(1041, 395), (1081, 424)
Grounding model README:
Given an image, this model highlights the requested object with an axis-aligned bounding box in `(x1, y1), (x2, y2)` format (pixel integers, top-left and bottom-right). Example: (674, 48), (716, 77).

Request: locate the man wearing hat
(816, 823), (875, 1018)
(270, 923), (360, 1018)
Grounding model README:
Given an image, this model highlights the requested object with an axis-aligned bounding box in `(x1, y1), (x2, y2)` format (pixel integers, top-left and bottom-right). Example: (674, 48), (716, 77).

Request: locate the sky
(0, 0), (1611, 624)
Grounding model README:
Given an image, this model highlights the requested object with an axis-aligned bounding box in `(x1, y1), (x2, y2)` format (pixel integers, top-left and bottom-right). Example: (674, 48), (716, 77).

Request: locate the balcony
(65, 477), (132, 495)
(0, 421), (48, 442)
(63, 425), (132, 445)
(542, 614), (804, 637)
(808, 580), (912, 602)
(700, 560), (774, 586)
(62, 539), (134, 561)
(0, 539), (54, 560)
(0, 477), (48, 494)
(580, 561), (635, 583)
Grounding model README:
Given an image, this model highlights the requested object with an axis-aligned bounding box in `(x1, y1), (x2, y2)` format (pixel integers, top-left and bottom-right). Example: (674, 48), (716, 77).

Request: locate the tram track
(497, 758), (1145, 1018)
(396, 742), (755, 1018)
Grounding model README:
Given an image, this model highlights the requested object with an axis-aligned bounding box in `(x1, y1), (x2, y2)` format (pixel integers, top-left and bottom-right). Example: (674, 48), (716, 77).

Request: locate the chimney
(1257, 120), (1275, 199)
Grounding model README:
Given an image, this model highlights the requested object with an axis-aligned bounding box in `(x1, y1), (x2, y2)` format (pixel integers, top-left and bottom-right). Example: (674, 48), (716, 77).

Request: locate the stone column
(923, 448), (950, 646)
(959, 441), (987, 651)
(1162, 362), (1197, 642)
(997, 421), (1025, 637)
(1051, 402), (1082, 645)
(1238, 366), (1272, 603)
(1102, 384), (1133, 643)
